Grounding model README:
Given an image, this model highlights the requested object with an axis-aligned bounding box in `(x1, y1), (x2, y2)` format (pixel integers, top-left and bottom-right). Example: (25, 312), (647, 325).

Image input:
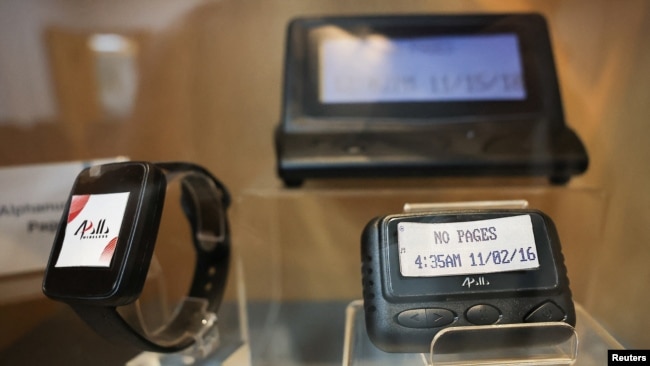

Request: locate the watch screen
(55, 192), (130, 268)
(319, 33), (526, 104)
(397, 214), (539, 277)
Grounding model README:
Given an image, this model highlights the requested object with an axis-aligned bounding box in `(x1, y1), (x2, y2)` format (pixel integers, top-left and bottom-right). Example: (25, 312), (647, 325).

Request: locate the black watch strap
(71, 162), (230, 353)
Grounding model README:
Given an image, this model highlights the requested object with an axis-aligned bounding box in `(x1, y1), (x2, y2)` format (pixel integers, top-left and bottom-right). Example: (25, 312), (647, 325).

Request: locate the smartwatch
(361, 209), (575, 353)
(42, 161), (231, 353)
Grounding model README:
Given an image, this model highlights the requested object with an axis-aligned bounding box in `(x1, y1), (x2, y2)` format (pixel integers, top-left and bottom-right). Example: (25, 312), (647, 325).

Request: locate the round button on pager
(466, 304), (501, 325)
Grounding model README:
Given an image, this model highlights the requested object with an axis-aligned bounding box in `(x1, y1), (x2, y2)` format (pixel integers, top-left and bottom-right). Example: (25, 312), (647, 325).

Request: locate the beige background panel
(0, 0), (648, 349)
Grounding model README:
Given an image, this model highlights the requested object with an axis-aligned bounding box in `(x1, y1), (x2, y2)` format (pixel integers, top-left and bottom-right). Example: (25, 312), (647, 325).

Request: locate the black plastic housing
(275, 13), (589, 186)
(43, 162), (166, 307)
(360, 209), (576, 353)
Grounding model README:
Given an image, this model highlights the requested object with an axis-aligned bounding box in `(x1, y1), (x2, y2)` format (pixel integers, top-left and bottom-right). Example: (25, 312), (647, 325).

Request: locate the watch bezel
(42, 162), (166, 307)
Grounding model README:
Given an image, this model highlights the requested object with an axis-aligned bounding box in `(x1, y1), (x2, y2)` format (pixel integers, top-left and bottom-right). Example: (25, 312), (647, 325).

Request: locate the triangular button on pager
(397, 309), (428, 328)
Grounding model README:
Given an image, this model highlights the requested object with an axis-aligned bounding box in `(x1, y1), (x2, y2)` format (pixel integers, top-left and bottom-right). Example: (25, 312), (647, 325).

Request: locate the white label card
(55, 192), (130, 268)
(0, 157), (128, 277)
(397, 215), (539, 277)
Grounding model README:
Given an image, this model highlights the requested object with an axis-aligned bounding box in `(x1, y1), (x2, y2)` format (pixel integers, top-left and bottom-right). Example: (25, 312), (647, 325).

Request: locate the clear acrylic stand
(403, 199), (529, 213)
(123, 255), (250, 366)
(428, 322), (577, 365)
(121, 170), (249, 365)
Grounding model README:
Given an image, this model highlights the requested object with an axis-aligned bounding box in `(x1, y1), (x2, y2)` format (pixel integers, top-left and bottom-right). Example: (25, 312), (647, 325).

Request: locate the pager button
(525, 301), (566, 322)
(397, 309), (428, 328)
(425, 308), (456, 327)
(397, 308), (456, 328)
(466, 304), (501, 325)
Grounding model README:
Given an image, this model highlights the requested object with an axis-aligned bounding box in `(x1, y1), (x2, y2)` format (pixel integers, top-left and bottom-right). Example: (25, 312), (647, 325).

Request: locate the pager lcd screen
(397, 214), (540, 278)
(319, 33), (526, 104)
